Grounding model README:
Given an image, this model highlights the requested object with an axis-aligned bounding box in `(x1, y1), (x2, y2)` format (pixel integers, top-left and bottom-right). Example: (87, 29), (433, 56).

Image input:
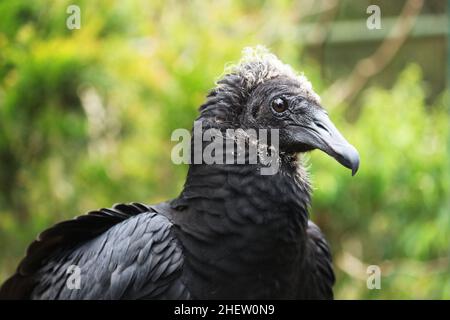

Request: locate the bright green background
(0, 0), (448, 299)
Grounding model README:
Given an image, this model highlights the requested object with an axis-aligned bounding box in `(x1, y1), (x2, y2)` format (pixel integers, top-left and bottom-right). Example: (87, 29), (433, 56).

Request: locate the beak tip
(350, 150), (360, 176)
(339, 145), (359, 176)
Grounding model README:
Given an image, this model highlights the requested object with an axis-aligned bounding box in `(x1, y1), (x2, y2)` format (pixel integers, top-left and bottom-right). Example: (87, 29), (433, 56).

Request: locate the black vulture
(0, 46), (359, 300)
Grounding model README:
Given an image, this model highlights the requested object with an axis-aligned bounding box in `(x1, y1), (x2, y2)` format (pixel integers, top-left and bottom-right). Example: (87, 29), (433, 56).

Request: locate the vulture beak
(292, 108), (360, 175)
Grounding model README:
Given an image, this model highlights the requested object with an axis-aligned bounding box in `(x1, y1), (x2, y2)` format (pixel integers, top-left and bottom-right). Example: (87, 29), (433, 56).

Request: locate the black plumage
(0, 47), (359, 300)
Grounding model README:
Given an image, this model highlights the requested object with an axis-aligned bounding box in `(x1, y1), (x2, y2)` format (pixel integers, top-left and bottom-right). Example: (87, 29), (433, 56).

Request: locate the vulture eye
(271, 97), (288, 113)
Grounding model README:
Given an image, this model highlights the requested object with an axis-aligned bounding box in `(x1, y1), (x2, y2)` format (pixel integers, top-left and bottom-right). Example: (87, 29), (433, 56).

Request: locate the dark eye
(271, 97), (288, 113)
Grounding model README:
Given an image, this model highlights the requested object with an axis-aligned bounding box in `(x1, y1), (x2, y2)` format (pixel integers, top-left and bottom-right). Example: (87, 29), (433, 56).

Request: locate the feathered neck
(174, 112), (313, 227)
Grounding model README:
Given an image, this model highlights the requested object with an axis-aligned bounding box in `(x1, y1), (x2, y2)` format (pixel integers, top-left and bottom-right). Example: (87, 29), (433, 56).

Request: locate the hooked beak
(291, 109), (360, 175)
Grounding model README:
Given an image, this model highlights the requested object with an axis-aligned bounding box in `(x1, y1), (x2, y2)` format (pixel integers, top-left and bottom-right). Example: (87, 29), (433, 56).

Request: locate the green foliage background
(0, 0), (448, 299)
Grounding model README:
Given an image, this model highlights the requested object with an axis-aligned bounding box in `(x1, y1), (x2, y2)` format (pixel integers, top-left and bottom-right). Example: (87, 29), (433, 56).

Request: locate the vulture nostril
(315, 122), (330, 134)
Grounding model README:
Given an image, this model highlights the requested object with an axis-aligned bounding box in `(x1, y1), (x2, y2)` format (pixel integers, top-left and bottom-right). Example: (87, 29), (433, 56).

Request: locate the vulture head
(199, 46), (360, 175)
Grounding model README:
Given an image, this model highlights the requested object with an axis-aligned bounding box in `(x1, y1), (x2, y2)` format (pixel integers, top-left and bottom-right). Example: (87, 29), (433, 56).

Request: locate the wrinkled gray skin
(0, 58), (359, 300)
